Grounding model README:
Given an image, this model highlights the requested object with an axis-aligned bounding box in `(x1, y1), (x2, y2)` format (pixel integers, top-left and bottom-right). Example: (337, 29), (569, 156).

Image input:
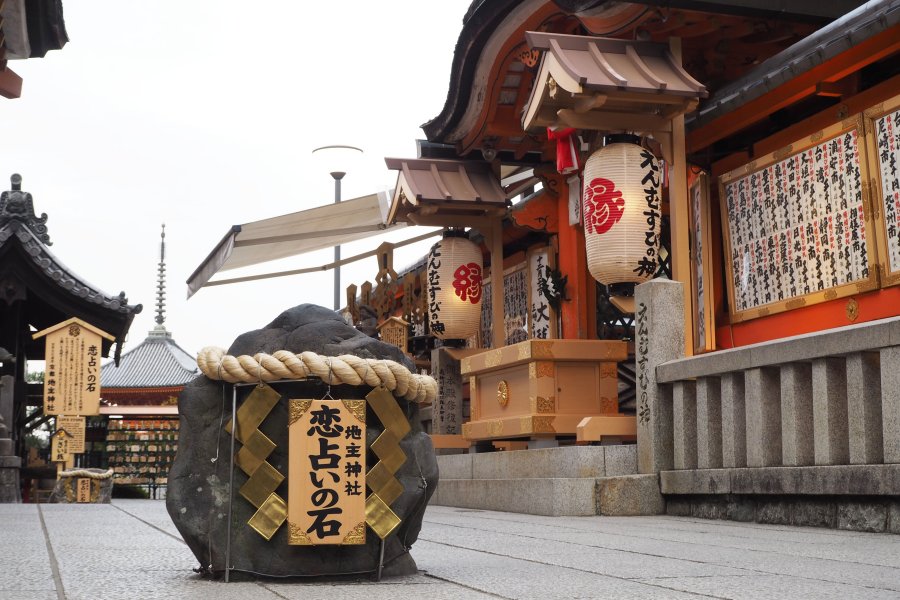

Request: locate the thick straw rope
(59, 468), (115, 480)
(197, 346), (437, 404)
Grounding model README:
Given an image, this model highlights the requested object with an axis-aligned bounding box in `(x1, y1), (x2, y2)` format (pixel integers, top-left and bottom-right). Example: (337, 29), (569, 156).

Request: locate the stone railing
(635, 279), (900, 475)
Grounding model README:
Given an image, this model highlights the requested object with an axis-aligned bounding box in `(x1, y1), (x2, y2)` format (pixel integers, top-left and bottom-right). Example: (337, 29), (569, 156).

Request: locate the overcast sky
(2, 1), (471, 360)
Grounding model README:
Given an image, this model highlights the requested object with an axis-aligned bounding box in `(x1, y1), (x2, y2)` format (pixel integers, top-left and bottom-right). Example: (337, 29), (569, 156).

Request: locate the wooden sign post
(32, 318), (114, 416)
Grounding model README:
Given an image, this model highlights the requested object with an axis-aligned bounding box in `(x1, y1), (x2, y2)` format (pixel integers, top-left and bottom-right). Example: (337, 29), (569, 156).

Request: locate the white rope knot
(196, 346), (437, 404)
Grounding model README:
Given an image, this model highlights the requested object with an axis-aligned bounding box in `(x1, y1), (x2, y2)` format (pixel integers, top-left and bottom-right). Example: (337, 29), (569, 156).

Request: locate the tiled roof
(101, 328), (198, 389)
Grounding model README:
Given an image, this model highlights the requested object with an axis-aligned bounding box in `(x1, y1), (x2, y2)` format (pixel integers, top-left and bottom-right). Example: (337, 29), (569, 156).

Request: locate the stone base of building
(430, 445), (665, 516)
(661, 465), (900, 533)
(666, 494), (900, 533)
(0, 455), (22, 503)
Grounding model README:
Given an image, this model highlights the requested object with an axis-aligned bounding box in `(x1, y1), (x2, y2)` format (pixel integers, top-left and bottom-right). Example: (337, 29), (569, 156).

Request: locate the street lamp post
(311, 144), (363, 311)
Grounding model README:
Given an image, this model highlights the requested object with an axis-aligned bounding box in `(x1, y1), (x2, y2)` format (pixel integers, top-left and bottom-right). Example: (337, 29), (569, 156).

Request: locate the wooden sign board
(689, 173), (716, 352)
(527, 246), (558, 340)
(51, 431), (71, 463)
(377, 317), (409, 354)
(719, 115), (879, 323)
(33, 318), (114, 416)
(864, 92), (900, 288)
(57, 416), (86, 454)
(287, 399), (366, 545)
(77, 478), (91, 503)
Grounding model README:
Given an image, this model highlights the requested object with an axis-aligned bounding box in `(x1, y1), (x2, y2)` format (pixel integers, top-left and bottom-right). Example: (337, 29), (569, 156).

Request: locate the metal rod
(333, 174), (344, 311)
(376, 536), (386, 581)
(224, 384), (237, 583)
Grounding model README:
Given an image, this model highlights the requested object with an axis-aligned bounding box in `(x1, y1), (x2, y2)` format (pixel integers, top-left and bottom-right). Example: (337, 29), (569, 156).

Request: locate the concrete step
(431, 445), (661, 517)
(437, 444), (638, 480)
(431, 474), (664, 517)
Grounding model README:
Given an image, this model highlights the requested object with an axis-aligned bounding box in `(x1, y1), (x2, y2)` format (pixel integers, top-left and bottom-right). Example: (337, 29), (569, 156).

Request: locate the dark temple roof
(100, 328), (198, 389)
(687, 0), (900, 132)
(0, 175), (141, 364)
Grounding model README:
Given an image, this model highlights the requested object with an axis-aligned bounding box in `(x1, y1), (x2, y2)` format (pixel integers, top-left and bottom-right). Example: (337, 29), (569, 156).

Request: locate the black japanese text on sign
(288, 399), (366, 545)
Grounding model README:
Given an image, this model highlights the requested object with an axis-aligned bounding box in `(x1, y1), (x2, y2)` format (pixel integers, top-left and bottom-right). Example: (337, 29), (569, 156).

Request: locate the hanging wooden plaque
(719, 115), (879, 323)
(33, 318), (113, 415)
(57, 416), (86, 454)
(864, 92), (900, 288)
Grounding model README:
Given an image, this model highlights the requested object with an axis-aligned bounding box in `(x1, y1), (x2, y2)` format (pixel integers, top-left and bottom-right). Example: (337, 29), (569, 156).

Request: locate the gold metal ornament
(497, 380), (509, 408)
(846, 298), (859, 322)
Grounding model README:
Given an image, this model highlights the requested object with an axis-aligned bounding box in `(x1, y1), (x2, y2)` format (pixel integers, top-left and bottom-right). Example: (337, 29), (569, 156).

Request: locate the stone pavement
(1, 500), (899, 599)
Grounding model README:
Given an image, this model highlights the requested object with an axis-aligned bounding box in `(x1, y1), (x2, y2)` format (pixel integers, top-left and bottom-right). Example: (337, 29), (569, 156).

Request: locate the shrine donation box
(460, 339), (627, 440)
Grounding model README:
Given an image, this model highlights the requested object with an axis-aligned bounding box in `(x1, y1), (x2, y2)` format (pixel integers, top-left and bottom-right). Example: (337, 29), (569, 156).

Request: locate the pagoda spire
(150, 224), (171, 338)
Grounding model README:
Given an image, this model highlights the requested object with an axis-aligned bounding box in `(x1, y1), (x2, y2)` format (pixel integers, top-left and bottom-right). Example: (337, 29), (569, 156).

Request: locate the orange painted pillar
(556, 177), (590, 339)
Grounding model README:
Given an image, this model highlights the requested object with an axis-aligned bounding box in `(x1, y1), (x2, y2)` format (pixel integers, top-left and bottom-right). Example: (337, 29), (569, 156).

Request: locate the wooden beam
(490, 219), (504, 348)
(0, 67), (22, 99)
(557, 177), (589, 339)
(557, 109), (672, 133)
(669, 38), (694, 357)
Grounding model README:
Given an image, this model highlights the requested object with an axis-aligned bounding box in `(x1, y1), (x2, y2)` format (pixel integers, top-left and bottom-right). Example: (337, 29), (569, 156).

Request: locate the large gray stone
(720, 372), (746, 468)
(167, 304), (437, 578)
(846, 352), (882, 464)
(780, 362), (813, 466)
(431, 477), (598, 516)
(837, 501), (887, 533)
(431, 348), (463, 435)
(49, 468), (113, 503)
(660, 469), (730, 495)
(0, 463), (20, 503)
(597, 474), (664, 516)
(672, 380), (697, 470)
(883, 346), (900, 463)
(745, 367), (781, 467)
(635, 279), (683, 474)
(812, 357), (849, 465)
(435, 454), (472, 480)
(791, 500), (836, 528)
(696, 376), (722, 469)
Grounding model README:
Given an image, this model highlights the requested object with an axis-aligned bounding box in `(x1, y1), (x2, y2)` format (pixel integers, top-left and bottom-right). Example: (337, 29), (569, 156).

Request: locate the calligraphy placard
(287, 399), (366, 545)
(864, 92), (900, 287)
(33, 318), (113, 416)
(51, 430), (71, 463)
(57, 416), (86, 454)
(689, 173), (715, 352)
(76, 478), (91, 503)
(527, 246), (559, 340)
(719, 115), (879, 322)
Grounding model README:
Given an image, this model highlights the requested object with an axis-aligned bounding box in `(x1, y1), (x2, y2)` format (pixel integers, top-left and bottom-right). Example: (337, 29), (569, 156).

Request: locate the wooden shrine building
(0, 174), (141, 501)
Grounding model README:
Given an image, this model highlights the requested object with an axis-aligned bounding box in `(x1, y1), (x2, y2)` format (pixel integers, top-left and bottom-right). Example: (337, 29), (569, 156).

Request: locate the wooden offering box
(460, 339), (627, 441)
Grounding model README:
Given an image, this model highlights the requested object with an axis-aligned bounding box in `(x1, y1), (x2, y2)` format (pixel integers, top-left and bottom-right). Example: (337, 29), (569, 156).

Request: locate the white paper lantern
(426, 233), (483, 339)
(582, 137), (662, 285)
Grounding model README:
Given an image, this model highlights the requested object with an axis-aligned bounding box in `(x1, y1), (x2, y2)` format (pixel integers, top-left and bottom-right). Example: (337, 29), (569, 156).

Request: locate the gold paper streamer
(363, 386), (410, 538)
(365, 493), (401, 540)
(248, 492), (287, 541)
(225, 384), (287, 539)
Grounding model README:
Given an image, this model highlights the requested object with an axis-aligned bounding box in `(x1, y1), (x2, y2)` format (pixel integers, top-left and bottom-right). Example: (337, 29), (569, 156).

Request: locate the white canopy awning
(187, 190), (411, 297)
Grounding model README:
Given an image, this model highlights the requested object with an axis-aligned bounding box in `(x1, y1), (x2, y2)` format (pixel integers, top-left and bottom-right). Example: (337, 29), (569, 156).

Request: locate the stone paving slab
(0, 501), (898, 599)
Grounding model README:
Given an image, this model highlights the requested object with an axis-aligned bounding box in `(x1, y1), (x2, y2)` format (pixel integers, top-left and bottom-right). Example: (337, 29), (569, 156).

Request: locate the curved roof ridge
(101, 332), (198, 389)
